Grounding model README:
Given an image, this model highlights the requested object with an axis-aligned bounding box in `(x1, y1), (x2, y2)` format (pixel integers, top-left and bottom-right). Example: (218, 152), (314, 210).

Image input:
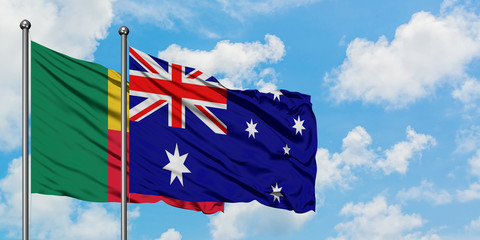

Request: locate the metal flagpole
(20, 19), (31, 240)
(119, 25), (129, 240)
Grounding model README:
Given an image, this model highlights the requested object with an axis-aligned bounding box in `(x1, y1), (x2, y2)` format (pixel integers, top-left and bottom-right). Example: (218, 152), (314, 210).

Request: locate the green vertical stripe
(31, 41), (109, 202)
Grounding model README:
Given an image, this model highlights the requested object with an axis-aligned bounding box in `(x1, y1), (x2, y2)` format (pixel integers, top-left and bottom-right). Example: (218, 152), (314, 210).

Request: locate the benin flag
(30, 41), (223, 214)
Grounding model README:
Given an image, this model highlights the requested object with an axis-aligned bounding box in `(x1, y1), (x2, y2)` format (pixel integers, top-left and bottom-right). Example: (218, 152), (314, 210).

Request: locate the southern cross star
(245, 119), (258, 138)
(283, 144), (291, 155)
(163, 144), (190, 186)
(270, 183), (284, 202)
(292, 116), (306, 135)
(271, 90), (283, 101)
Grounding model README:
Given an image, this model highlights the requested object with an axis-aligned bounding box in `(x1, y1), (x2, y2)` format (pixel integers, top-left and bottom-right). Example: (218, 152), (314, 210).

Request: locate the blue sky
(2, 0), (480, 239)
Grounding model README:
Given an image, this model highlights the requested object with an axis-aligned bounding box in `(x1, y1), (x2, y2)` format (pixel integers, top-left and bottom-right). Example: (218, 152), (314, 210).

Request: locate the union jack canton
(128, 47), (317, 213)
(129, 47), (227, 134)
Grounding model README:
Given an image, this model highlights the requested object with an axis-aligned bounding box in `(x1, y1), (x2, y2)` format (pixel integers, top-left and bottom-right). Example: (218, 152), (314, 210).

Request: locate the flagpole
(119, 25), (129, 240)
(20, 19), (31, 240)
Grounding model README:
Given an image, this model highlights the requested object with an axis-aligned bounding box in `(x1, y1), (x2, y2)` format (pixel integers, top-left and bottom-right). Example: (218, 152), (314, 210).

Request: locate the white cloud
(0, 157), (23, 233)
(0, 0), (115, 151)
(441, 0), (460, 13)
(254, 68), (280, 93)
(457, 151), (480, 202)
(0, 157), (120, 239)
(315, 148), (352, 191)
(157, 34), (285, 89)
(397, 180), (452, 205)
(315, 126), (376, 191)
(404, 232), (442, 240)
(116, 0), (320, 37)
(56, 203), (119, 240)
(115, 0), (192, 29)
(328, 195), (439, 240)
(455, 125), (480, 154)
(218, 0), (322, 20)
(340, 126), (377, 167)
(0, 90), (21, 152)
(469, 150), (480, 177)
(127, 206), (140, 219)
(126, 205), (141, 232)
(452, 78), (480, 104)
(208, 201), (314, 240)
(457, 182), (480, 202)
(8, 0), (115, 60)
(114, 0), (225, 39)
(316, 126), (436, 191)
(326, 7), (480, 108)
(465, 216), (480, 231)
(452, 77), (480, 116)
(376, 126), (436, 175)
(156, 228), (182, 240)
(338, 35), (347, 47)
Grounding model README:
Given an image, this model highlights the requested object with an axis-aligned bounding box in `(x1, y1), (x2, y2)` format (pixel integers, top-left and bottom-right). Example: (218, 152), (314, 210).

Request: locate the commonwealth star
(270, 183), (284, 202)
(245, 119), (259, 138)
(292, 116), (306, 135)
(163, 144), (191, 186)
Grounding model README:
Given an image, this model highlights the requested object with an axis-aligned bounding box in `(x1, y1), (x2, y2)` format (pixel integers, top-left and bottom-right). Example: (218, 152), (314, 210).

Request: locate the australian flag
(128, 47), (317, 213)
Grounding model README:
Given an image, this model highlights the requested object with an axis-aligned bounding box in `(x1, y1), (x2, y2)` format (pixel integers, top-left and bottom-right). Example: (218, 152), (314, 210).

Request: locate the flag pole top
(119, 26), (129, 36)
(20, 19), (31, 30)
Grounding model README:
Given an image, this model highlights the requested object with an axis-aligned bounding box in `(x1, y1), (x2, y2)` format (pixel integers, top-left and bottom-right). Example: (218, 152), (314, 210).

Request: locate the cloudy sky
(2, 0), (480, 239)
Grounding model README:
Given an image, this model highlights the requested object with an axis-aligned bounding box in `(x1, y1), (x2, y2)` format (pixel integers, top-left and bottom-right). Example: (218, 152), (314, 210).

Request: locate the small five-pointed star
(271, 90), (283, 101)
(163, 144), (191, 186)
(283, 144), (291, 155)
(292, 116), (306, 135)
(245, 119), (258, 138)
(270, 183), (284, 202)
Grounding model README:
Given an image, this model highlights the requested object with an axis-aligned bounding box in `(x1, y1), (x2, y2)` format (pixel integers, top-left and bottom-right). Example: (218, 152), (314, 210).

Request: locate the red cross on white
(129, 47), (227, 135)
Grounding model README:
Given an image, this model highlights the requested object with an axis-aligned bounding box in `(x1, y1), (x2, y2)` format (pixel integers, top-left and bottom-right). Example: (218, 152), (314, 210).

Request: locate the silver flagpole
(20, 19), (31, 240)
(119, 25), (129, 240)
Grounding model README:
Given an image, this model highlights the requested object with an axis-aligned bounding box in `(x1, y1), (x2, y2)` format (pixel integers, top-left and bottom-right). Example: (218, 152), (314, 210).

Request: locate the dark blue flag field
(128, 47), (317, 213)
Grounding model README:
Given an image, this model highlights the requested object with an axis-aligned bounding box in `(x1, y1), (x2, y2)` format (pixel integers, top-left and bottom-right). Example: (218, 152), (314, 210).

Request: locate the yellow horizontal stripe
(108, 69), (129, 131)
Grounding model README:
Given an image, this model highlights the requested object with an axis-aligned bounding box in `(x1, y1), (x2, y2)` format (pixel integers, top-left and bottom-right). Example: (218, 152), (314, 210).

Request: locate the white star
(271, 90), (283, 101)
(283, 144), (291, 155)
(245, 119), (258, 138)
(270, 183), (284, 203)
(292, 116), (306, 135)
(163, 144), (190, 186)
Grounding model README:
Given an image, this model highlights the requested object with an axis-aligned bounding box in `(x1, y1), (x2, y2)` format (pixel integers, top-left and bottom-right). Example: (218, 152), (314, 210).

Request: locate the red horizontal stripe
(130, 75), (227, 104)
